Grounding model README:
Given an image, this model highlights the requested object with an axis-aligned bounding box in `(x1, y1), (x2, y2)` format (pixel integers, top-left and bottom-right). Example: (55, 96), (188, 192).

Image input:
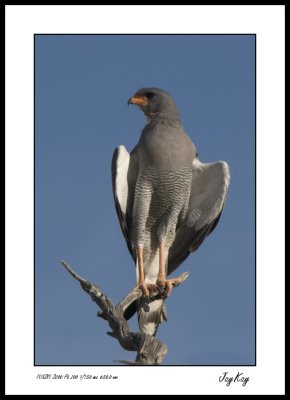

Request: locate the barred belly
(132, 165), (193, 260)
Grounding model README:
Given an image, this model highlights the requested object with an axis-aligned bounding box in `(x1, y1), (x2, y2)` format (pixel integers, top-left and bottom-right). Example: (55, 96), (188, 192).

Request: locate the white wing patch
(115, 145), (130, 215)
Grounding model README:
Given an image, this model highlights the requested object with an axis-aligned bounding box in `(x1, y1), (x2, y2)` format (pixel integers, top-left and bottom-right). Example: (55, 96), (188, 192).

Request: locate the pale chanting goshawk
(112, 88), (230, 336)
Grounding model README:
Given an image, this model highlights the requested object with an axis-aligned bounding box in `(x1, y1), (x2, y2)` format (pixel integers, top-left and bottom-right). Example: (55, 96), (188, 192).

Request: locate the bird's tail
(136, 249), (168, 336)
(138, 298), (167, 336)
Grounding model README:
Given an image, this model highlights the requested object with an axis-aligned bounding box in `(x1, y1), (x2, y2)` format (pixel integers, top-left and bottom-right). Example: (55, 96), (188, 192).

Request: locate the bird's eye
(146, 92), (155, 99)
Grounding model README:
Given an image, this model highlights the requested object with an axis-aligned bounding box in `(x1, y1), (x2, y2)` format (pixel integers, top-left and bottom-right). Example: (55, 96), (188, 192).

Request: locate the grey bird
(111, 88), (230, 336)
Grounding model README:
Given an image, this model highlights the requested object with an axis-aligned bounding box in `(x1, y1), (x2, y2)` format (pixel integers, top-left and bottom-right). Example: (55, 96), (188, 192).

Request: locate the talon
(157, 278), (175, 297)
(156, 278), (170, 297)
(166, 281), (173, 296)
(138, 282), (150, 297)
(157, 278), (166, 290)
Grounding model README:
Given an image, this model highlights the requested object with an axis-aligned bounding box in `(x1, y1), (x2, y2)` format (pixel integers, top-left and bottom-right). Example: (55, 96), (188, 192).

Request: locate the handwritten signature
(219, 372), (250, 387)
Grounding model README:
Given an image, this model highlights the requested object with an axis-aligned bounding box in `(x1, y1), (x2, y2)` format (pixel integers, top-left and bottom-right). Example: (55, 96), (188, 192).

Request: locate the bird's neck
(146, 111), (181, 128)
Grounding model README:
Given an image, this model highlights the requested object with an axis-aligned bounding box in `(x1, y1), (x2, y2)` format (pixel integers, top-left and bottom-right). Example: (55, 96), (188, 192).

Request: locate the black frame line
(34, 33), (256, 367)
(7, 4), (287, 6)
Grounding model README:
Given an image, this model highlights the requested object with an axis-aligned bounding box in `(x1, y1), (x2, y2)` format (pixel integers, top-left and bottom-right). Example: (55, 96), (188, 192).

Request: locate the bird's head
(128, 88), (180, 121)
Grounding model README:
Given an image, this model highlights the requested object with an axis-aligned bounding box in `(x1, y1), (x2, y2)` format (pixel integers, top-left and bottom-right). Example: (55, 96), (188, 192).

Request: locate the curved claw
(157, 274), (188, 297)
(156, 278), (172, 297)
(138, 281), (150, 297)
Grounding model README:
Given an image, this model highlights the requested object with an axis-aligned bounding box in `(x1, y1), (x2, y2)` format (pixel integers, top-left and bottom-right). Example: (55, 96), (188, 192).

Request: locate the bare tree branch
(60, 260), (189, 365)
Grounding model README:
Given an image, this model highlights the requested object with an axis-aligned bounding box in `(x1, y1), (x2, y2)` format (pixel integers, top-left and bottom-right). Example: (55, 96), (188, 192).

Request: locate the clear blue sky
(35, 34), (255, 366)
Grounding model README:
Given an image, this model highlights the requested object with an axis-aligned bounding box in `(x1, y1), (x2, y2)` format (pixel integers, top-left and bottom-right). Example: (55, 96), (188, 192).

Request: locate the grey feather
(112, 87), (230, 336)
(168, 159), (230, 275)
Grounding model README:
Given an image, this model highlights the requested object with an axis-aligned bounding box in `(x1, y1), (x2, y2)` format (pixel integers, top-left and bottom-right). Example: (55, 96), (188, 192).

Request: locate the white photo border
(5, 5), (285, 395)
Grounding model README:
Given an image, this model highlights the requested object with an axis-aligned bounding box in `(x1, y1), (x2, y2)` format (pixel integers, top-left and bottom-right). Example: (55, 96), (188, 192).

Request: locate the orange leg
(156, 243), (185, 296)
(137, 246), (149, 297)
(157, 243), (173, 296)
(158, 242), (166, 281)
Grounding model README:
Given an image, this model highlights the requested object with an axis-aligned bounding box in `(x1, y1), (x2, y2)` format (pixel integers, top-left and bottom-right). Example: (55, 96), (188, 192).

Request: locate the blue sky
(35, 34), (255, 366)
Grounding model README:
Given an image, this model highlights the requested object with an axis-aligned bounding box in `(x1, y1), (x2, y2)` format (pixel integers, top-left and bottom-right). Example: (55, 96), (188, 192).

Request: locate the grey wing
(111, 145), (138, 263)
(168, 159), (230, 275)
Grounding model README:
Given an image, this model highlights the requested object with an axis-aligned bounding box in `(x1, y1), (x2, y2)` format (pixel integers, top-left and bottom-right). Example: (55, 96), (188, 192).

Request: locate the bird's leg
(137, 246), (149, 297)
(156, 243), (186, 296)
(156, 243), (173, 296)
(158, 242), (166, 281)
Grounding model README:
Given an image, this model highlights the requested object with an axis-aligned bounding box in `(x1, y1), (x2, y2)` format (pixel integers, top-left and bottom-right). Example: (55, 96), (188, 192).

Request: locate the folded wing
(111, 145), (138, 262)
(168, 159), (230, 275)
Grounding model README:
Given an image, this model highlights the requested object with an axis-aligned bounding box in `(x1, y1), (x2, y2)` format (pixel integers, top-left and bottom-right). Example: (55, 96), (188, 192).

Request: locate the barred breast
(132, 165), (193, 259)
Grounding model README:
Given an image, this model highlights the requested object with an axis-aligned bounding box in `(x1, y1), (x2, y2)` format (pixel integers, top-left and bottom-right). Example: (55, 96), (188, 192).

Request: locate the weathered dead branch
(61, 260), (188, 365)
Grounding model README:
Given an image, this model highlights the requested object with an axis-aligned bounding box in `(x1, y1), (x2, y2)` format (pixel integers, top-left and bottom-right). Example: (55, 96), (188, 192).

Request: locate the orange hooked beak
(128, 96), (148, 106)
